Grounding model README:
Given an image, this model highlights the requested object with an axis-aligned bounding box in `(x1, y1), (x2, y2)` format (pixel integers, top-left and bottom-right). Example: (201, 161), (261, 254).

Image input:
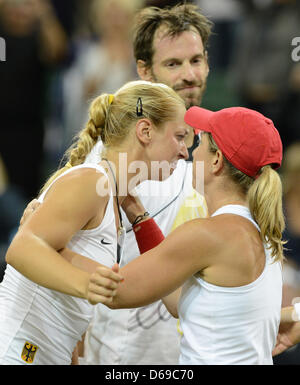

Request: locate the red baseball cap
(184, 106), (283, 178)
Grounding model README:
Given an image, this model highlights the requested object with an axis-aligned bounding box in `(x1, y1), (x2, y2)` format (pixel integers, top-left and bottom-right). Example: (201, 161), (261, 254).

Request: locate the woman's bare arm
(87, 219), (213, 308)
(6, 168), (109, 299)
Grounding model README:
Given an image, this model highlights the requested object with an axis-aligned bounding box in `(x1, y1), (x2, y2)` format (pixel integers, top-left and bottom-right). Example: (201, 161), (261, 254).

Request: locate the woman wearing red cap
(84, 106), (284, 364)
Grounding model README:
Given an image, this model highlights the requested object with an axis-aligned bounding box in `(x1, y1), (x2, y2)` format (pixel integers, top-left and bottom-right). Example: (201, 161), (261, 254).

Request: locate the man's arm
(273, 306), (300, 356)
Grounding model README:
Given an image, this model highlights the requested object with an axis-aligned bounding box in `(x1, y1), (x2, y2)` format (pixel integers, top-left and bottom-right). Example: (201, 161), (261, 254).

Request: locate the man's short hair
(133, 4), (213, 68)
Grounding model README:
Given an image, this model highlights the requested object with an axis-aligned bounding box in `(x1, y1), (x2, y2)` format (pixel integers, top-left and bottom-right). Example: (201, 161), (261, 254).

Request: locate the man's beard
(174, 81), (207, 108)
(150, 71), (207, 160)
(151, 70), (206, 108)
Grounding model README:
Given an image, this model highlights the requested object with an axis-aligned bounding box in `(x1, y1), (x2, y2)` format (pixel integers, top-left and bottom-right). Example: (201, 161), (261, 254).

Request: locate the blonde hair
(40, 80), (184, 194)
(206, 133), (285, 262)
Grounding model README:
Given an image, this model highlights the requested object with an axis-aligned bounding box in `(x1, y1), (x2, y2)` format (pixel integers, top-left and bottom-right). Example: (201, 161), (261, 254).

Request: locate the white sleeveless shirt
(178, 205), (283, 365)
(0, 164), (117, 365)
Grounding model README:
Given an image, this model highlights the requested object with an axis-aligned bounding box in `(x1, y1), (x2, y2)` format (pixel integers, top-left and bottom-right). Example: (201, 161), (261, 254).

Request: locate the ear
(135, 118), (153, 145)
(137, 60), (154, 82)
(211, 149), (224, 175)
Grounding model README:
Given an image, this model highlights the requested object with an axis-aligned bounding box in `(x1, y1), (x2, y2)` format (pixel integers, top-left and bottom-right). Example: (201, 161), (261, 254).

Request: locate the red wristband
(133, 218), (165, 254)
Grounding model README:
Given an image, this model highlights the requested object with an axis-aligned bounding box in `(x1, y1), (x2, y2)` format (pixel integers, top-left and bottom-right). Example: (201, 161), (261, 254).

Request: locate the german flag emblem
(21, 341), (39, 364)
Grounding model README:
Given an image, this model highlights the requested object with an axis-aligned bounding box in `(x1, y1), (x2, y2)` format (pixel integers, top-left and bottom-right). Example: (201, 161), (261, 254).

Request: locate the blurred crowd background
(0, 0), (300, 364)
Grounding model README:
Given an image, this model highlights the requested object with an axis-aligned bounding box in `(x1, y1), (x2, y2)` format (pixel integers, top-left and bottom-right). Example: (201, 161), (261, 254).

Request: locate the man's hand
(273, 312), (300, 356)
(19, 199), (40, 227)
(121, 192), (147, 225)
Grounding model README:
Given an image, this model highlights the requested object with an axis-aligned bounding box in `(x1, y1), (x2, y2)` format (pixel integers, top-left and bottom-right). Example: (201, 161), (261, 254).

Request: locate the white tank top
(178, 205), (283, 365)
(0, 164), (117, 364)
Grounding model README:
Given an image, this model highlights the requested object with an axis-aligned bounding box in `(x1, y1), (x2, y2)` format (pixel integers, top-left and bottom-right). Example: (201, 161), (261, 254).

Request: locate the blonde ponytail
(39, 94), (111, 195)
(207, 132), (286, 262)
(247, 165), (286, 262)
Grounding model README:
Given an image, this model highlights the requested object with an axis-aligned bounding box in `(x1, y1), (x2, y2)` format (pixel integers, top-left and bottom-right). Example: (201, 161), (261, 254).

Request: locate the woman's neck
(204, 181), (247, 217)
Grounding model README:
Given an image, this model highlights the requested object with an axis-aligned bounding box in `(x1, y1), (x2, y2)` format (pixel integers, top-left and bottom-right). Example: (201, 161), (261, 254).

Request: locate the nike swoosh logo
(101, 239), (112, 245)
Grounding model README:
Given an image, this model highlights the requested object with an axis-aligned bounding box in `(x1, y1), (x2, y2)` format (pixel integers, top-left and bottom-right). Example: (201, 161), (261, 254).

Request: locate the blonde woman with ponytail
(0, 80), (189, 365)
(88, 106), (285, 365)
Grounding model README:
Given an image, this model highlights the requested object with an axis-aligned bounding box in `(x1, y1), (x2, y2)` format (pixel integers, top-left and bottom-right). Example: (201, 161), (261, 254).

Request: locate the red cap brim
(184, 106), (215, 134)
